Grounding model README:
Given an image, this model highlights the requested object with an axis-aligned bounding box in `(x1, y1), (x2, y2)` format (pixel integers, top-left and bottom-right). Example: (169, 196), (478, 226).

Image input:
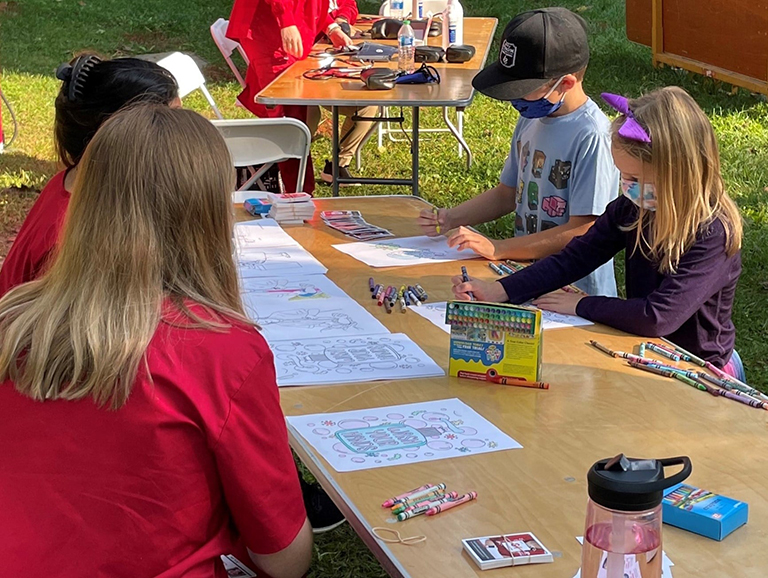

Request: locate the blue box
(244, 198), (272, 216)
(662, 483), (748, 541)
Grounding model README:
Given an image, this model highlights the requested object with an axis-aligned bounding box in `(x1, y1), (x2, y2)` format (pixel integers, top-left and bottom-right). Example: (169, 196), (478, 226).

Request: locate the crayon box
(662, 483), (748, 541)
(445, 301), (542, 383)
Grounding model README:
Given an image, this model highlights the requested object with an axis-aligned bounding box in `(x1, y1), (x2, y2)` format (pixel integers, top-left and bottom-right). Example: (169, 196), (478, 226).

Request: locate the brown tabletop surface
(256, 17), (498, 108)
(237, 196), (768, 578)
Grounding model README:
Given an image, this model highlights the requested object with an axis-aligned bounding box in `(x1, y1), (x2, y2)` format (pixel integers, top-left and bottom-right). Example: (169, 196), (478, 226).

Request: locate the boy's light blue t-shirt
(500, 98), (619, 297)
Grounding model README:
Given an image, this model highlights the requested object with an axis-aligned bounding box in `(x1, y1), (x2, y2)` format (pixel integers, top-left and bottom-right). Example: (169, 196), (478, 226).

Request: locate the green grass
(2, 0), (767, 574)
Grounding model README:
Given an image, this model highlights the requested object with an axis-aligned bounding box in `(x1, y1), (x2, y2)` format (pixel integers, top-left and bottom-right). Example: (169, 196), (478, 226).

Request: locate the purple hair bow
(601, 93), (651, 143)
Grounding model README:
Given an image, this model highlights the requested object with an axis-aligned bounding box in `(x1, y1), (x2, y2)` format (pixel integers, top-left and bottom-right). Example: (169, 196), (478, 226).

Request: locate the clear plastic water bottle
(398, 20), (415, 74)
(580, 454), (692, 578)
(390, 0), (404, 19)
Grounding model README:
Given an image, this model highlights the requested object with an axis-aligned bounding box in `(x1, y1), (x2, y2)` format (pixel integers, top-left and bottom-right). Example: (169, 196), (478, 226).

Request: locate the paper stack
(267, 192), (315, 224)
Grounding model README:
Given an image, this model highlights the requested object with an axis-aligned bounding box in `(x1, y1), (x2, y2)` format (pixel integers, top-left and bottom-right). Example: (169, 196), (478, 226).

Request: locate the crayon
(638, 343), (646, 358)
(371, 284), (382, 299)
(716, 388), (768, 410)
(399, 294), (407, 313)
(627, 361), (676, 378)
(660, 338), (707, 367)
(392, 492), (458, 515)
(408, 290), (422, 306)
(703, 362), (768, 401)
(461, 266), (475, 301)
(588, 340), (615, 357)
(396, 494), (459, 520)
(697, 372), (766, 404)
(369, 277), (375, 293)
(391, 484), (447, 507)
(433, 207), (441, 235)
(403, 290), (411, 306)
(377, 287), (387, 306)
(425, 491), (478, 516)
(384, 299), (392, 314)
(672, 372), (709, 392)
(505, 261), (525, 272)
(498, 263), (516, 275)
(415, 284), (428, 301)
(488, 375), (549, 389)
(646, 342), (681, 362)
(489, 262), (504, 276)
(381, 484), (434, 508)
(613, 350), (651, 364)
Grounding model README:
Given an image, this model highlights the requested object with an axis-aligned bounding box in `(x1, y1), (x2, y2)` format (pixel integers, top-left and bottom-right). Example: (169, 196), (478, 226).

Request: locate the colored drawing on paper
(237, 246), (327, 278)
(240, 275), (389, 343)
(333, 235), (477, 268)
(287, 398), (522, 472)
(410, 302), (593, 333)
(273, 334), (444, 387)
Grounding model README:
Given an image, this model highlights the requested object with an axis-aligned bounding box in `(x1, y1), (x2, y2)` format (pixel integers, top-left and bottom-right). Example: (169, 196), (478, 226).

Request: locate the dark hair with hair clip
(54, 54), (179, 167)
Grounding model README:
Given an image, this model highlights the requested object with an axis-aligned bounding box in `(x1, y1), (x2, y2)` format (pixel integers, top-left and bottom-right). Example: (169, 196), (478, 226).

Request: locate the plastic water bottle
(398, 20), (415, 74)
(441, 0), (464, 49)
(580, 454), (692, 578)
(390, 0), (404, 19)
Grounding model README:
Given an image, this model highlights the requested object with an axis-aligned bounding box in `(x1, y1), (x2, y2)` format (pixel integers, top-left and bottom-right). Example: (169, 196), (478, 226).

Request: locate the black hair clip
(57, 55), (101, 102)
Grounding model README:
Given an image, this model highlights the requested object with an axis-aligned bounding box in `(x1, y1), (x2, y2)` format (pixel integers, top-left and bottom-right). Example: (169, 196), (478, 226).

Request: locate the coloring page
(409, 302), (593, 333)
(237, 246), (327, 278)
(234, 219), (302, 251)
(288, 398), (521, 472)
(332, 235), (478, 268)
(240, 275), (389, 343)
(272, 333), (444, 387)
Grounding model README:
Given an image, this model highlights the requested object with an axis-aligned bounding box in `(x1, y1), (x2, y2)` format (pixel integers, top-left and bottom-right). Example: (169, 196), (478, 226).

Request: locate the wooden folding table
(237, 196), (768, 578)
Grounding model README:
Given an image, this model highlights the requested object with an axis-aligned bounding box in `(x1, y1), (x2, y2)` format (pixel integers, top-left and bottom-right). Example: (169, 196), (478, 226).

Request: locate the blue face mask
(511, 77), (566, 119)
(621, 177), (657, 211)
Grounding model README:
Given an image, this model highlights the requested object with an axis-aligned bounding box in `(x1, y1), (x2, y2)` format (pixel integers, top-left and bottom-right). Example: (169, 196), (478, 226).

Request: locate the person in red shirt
(226, 0), (374, 193)
(0, 54), (180, 298)
(0, 104), (312, 578)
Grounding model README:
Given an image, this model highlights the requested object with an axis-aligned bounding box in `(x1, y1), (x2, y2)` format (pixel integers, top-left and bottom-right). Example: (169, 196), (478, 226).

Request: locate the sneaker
(301, 478), (347, 534)
(320, 160), (360, 186)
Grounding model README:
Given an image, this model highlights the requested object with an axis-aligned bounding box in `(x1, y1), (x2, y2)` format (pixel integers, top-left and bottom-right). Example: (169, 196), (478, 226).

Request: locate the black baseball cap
(473, 8), (590, 101)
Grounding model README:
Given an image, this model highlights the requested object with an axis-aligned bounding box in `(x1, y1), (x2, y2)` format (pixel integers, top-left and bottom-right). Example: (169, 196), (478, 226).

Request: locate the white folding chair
(156, 52), (223, 119)
(211, 118), (312, 199)
(210, 18), (247, 88)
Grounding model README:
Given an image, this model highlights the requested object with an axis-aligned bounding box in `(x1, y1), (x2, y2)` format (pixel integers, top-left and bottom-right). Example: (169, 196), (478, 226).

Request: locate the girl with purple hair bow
(452, 86), (746, 379)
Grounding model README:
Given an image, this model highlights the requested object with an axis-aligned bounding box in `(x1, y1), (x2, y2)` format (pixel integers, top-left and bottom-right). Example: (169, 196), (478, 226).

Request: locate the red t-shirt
(0, 170), (70, 297)
(0, 304), (306, 577)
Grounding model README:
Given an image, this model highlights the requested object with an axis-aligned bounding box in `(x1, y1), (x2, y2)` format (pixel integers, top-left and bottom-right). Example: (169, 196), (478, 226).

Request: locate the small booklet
(463, 532), (553, 570)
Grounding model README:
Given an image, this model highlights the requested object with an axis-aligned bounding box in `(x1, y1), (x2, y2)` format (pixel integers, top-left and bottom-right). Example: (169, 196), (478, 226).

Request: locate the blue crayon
(489, 263), (504, 276)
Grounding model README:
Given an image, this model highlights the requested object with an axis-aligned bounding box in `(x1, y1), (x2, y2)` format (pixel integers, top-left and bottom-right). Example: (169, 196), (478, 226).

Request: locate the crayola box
(445, 301), (542, 383)
(663, 483), (748, 540)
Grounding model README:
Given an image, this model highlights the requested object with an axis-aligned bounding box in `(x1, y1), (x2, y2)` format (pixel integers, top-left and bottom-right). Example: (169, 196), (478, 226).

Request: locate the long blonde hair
(613, 86), (742, 273)
(0, 104), (247, 409)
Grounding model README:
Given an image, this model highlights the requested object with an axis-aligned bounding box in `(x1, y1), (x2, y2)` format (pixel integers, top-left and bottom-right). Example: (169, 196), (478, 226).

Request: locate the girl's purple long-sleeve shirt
(499, 196), (741, 367)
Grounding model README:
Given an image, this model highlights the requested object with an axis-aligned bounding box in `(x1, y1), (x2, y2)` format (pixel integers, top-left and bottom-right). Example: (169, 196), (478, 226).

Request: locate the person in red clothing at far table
(226, 0), (376, 191)
(452, 87), (746, 380)
(0, 104), (312, 578)
(0, 54), (180, 298)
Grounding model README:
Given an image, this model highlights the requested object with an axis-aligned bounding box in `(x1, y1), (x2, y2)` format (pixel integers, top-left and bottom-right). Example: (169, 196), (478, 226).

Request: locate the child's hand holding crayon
(451, 274), (507, 302)
(418, 207), (451, 237)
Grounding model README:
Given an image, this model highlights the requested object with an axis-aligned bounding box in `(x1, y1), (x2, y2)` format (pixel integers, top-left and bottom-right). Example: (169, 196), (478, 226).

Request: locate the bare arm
(495, 215), (597, 260)
(249, 517), (313, 578)
(447, 215), (599, 261)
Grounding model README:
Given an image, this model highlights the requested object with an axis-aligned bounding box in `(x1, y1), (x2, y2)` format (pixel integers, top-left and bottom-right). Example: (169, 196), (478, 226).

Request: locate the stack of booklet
(462, 531), (553, 570)
(267, 192), (315, 224)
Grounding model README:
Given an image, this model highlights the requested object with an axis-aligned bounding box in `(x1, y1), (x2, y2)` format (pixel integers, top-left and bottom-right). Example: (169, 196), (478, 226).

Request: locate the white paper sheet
(573, 537), (674, 578)
(234, 219), (302, 250)
(237, 246), (327, 278)
(287, 398), (522, 472)
(272, 333), (444, 387)
(409, 302), (594, 333)
(240, 275), (389, 343)
(332, 235), (478, 268)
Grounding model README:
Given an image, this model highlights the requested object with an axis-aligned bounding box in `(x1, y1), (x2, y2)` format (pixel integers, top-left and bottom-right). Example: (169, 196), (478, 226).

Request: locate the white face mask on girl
(621, 177), (657, 211)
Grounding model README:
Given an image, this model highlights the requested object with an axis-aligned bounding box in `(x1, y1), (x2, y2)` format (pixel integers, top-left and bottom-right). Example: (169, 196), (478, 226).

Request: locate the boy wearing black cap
(419, 7), (618, 297)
